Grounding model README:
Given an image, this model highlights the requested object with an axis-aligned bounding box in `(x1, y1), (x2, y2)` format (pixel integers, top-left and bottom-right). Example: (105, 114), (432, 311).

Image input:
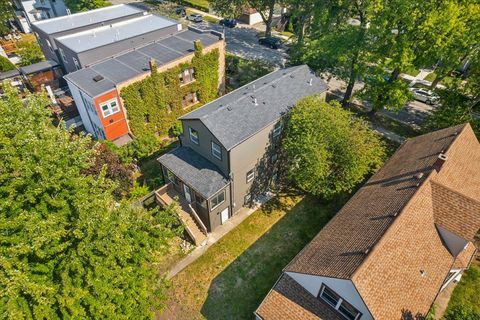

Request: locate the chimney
(434, 153), (448, 172)
(149, 58), (157, 74)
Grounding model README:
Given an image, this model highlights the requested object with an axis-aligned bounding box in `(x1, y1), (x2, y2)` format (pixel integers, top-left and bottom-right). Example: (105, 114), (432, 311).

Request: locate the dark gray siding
(180, 119), (229, 177)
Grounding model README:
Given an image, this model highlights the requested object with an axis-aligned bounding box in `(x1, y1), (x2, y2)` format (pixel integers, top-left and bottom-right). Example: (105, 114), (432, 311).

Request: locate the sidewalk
(167, 193), (274, 279)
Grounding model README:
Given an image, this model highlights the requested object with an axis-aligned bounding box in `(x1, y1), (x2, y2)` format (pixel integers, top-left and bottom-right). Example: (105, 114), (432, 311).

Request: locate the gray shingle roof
(31, 4), (145, 35)
(56, 14), (178, 53)
(19, 60), (59, 75)
(180, 65), (328, 150)
(63, 28), (221, 98)
(158, 146), (229, 199)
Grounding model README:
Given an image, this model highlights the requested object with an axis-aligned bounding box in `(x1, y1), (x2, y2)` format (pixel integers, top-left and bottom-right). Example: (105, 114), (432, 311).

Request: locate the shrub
(0, 55), (15, 72)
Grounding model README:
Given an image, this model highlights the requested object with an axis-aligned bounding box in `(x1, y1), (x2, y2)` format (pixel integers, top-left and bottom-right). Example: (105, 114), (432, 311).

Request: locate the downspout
(228, 149), (235, 214)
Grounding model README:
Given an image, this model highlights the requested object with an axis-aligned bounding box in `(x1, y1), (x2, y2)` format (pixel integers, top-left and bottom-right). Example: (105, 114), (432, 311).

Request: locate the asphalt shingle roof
(64, 29), (221, 98)
(180, 65), (328, 150)
(158, 146), (229, 199)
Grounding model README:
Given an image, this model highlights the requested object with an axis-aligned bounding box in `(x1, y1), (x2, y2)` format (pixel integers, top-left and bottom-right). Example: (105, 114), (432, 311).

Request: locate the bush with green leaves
(0, 85), (183, 318)
(64, 0), (111, 13)
(18, 41), (44, 66)
(283, 96), (386, 198)
(0, 55), (15, 72)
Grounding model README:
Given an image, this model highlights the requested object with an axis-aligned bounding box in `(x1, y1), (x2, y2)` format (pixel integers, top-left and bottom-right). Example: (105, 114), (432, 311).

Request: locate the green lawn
(183, 0), (210, 11)
(444, 264), (480, 318)
(424, 72), (456, 87)
(160, 194), (345, 319)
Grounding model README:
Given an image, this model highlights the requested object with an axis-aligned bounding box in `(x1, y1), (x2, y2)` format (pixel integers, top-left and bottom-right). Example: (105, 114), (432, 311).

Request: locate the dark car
(219, 18), (237, 28)
(258, 37), (282, 49)
(175, 5), (186, 16)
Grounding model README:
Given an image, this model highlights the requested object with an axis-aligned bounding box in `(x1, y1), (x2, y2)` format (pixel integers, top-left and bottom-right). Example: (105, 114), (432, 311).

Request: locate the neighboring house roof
(180, 65), (327, 151)
(19, 60), (59, 75)
(158, 146), (229, 199)
(261, 124), (480, 320)
(55, 14), (179, 53)
(63, 28), (221, 98)
(31, 4), (145, 35)
(256, 274), (342, 320)
(0, 69), (20, 80)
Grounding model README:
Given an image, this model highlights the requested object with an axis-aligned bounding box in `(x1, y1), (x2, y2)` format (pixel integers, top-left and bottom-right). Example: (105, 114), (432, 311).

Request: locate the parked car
(410, 88), (439, 105)
(175, 5), (186, 17)
(187, 13), (203, 23)
(258, 37), (282, 49)
(219, 18), (237, 28)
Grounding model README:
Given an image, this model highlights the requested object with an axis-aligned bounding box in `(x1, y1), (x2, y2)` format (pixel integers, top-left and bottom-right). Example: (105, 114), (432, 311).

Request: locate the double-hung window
(246, 169), (255, 183)
(189, 127), (199, 144)
(182, 92), (198, 108)
(273, 121), (282, 138)
(100, 98), (120, 118)
(210, 190), (225, 210)
(319, 285), (362, 320)
(179, 68), (195, 84)
(211, 141), (222, 160)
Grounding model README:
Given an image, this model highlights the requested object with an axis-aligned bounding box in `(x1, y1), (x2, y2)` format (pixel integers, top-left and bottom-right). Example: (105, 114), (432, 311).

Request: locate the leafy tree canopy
(283, 96), (385, 198)
(65, 0), (112, 13)
(18, 41), (44, 67)
(0, 85), (182, 318)
(0, 55), (15, 72)
(0, 0), (14, 36)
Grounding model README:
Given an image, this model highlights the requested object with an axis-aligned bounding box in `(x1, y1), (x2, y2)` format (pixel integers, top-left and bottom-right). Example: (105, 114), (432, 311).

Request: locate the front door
(220, 207), (229, 224)
(183, 184), (192, 203)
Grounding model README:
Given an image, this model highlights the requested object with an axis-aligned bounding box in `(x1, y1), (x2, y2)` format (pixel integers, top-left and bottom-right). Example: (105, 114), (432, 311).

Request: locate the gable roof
(279, 123), (480, 319)
(63, 28), (221, 98)
(32, 4), (145, 35)
(158, 146), (229, 199)
(180, 65), (328, 150)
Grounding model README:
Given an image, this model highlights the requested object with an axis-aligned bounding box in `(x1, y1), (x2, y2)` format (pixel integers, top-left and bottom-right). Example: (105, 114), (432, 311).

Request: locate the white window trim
(246, 169), (255, 183)
(189, 127), (199, 145)
(99, 98), (120, 118)
(319, 285), (362, 320)
(210, 190), (225, 211)
(211, 141), (222, 160)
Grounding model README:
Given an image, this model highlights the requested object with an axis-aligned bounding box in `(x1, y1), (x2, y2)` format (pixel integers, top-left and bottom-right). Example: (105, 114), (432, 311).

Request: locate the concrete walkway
(167, 194), (274, 279)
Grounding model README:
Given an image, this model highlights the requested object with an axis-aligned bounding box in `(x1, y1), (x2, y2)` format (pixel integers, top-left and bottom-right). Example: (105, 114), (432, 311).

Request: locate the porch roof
(158, 146), (229, 199)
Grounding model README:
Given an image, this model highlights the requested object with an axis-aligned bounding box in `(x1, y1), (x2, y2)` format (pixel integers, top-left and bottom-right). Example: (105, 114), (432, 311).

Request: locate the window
(46, 39), (54, 53)
(73, 57), (80, 70)
(246, 169), (255, 183)
(319, 285), (361, 320)
(273, 121), (282, 137)
(59, 48), (67, 63)
(100, 98), (120, 118)
(189, 127), (199, 144)
(211, 141), (222, 160)
(196, 194), (207, 209)
(166, 170), (178, 185)
(210, 190), (225, 210)
(182, 92), (198, 108)
(179, 68), (195, 84)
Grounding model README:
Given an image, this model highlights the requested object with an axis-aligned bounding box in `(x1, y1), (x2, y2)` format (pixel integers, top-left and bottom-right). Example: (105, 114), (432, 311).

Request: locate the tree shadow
(199, 194), (346, 320)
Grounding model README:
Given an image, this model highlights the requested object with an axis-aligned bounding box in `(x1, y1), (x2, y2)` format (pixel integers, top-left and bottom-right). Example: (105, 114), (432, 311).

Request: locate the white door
(183, 184), (192, 203)
(220, 207), (229, 224)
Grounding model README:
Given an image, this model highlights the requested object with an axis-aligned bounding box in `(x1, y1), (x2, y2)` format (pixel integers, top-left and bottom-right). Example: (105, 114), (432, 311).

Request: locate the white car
(187, 14), (203, 23)
(410, 88), (439, 105)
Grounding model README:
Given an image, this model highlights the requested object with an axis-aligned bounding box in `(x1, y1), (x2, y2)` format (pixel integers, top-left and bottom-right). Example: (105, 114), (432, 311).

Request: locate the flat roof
(31, 4), (145, 35)
(64, 28), (222, 97)
(56, 14), (179, 53)
(20, 60), (59, 74)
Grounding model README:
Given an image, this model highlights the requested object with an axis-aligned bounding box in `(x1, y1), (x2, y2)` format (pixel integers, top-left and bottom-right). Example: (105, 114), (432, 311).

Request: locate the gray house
(156, 65), (327, 245)
(30, 4), (146, 70)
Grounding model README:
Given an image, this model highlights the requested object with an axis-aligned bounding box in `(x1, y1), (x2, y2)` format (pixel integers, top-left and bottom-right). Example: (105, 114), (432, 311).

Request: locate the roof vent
(227, 106), (232, 111)
(434, 153), (448, 172)
(308, 78), (313, 86)
(93, 75), (104, 82)
(254, 98), (258, 106)
(438, 153), (448, 161)
(414, 172), (424, 179)
(420, 270), (427, 277)
(290, 74), (295, 78)
(364, 248), (370, 255)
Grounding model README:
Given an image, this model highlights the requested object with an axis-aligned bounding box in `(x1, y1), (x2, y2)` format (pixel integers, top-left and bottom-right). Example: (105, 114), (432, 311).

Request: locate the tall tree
(0, 0), (14, 36)
(64, 0), (111, 13)
(283, 95), (385, 198)
(210, 0), (278, 37)
(0, 85), (182, 318)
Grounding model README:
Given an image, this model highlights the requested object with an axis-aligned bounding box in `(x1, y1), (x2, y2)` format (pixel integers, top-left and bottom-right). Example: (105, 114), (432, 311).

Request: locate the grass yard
(158, 193), (346, 319)
(443, 264), (480, 318)
(424, 72), (456, 87)
(182, 0), (210, 12)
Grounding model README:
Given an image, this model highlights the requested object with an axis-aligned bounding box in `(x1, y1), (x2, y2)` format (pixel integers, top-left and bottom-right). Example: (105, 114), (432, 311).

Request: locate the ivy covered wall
(121, 42), (220, 141)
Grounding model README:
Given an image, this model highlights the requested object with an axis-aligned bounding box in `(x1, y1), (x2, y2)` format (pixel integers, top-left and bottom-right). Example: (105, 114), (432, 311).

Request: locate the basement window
(319, 285), (362, 320)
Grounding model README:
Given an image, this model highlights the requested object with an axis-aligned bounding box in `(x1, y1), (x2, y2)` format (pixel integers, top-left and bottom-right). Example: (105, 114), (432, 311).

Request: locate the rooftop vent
(227, 106), (232, 111)
(420, 270), (427, 277)
(308, 78), (313, 86)
(364, 248), (370, 255)
(414, 172), (424, 179)
(93, 75), (104, 82)
(434, 153), (448, 172)
(254, 98), (258, 106)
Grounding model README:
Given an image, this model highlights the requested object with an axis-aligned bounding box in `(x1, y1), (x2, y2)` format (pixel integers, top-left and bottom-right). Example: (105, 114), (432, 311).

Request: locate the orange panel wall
(94, 89), (129, 141)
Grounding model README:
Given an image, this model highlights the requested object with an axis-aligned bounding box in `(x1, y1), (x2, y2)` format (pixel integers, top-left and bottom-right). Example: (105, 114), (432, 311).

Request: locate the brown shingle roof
(285, 124), (469, 278)
(255, 274), (342, 320)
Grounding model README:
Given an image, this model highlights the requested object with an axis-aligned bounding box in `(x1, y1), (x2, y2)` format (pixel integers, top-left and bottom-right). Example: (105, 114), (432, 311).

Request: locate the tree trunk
(389, 68), (400, 83)
(429, 74), (444, 89)
(264, 5), (275, 37)
(342, 59), (357, 108)
(296, 15), (308, 46)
